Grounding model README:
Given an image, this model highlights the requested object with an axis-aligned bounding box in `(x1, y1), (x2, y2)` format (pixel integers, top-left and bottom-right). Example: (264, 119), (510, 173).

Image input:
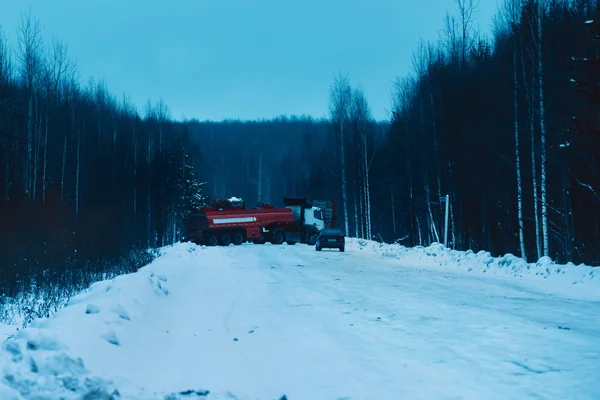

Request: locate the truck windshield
(314, 209), (323, 220)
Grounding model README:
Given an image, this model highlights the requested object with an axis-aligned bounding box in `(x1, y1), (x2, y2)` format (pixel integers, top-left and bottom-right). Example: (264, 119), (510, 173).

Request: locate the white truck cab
(305, 206), (325, 230)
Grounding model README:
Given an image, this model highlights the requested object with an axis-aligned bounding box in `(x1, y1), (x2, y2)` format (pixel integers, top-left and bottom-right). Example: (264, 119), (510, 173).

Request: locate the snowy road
(3, 241), (600, 399)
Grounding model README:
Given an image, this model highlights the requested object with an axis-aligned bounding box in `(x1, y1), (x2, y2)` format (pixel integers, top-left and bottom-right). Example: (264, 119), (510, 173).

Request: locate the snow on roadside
(346, 238), (600, 299)
(0, 243), (243, 400)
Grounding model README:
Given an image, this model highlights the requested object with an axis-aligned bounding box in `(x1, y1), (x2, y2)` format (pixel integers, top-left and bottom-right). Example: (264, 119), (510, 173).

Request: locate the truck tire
(271, 229), (285, 245)
(206, 235), (218, 246)
(220, 232), (232, 246)
(233, 231), (245, 245)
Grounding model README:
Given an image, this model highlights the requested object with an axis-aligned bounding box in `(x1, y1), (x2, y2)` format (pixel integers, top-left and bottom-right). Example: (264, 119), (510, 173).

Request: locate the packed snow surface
(2, 240), (600, 399)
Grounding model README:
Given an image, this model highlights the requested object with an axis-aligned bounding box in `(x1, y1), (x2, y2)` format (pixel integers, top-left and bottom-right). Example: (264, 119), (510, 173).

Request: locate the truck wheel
(206, 235), (218, 246)
(233, 232), (245, 245)
(220, 232), (231, 246)
(272, 230), (285, 245)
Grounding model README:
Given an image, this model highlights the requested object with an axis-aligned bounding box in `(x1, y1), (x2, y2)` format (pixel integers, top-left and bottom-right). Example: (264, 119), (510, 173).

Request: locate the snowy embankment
(347, 238), (599, 299)
(0, 244), (241, 399)
(1, 239), (599, 399)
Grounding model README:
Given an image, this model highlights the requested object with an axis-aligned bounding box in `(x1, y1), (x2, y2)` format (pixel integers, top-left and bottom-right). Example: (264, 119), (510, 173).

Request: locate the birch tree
(535, 0), (550, 257)
(456, 0), (480, 69)
(16, 10), (43, 201)
(329, 73), (352, 235)
(350, 87), (373, 240)
(499, 0), (527, 259)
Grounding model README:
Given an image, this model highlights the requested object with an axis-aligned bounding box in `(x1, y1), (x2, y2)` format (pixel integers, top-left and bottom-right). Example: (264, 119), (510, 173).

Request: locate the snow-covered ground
(2, 240), (600, 399)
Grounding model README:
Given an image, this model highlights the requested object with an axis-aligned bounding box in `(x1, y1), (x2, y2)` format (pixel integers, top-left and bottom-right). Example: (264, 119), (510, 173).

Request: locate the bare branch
(15, 8), (43, 90)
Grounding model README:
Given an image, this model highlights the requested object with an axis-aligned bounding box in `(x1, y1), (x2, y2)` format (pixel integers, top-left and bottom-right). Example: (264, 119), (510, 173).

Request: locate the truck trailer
(183, 197), (326, 246)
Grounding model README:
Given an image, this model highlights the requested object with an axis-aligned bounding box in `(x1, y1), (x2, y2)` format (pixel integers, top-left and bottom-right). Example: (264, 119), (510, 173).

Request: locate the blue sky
(0, 0), (497, 121)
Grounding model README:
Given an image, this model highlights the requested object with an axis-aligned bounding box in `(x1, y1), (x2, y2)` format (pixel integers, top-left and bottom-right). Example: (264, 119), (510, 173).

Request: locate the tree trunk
(4, 145), (9, 200)
(425, 174), (440, 244)
(113, 119), (117, 180)
(363, 126), (372, 240)
(450, 190), (457, 248)
(133, 121), (137, 216)
(258, 154), (262, 203)
(430, 90), (442, 216)
(354, 180), (359, 237)
(537, 2), (549, 257)
(405, 119), (415, 246)
(390, 186), (396, 238)
(62, 108), (72, 204)
(416, 215), (423, 246)
(514, 41), (526, 260)
(42, 104), (48, 204)
(76, 124), (81, 219)
(33, 93), (40, 204)
(147, 129), (152, 248)
(562, 167), (573, 262)
(340, 120), (350, 235)
(26, 89), (33, 198)
(521, 37), (542, 260)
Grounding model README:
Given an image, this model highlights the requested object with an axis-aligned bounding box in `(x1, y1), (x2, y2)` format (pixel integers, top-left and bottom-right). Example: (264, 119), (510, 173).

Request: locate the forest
(1, 0), (599, 323)
(191, 0), (600, 266)
(0, 12), (205, 322)
(378, 0), (600, 266)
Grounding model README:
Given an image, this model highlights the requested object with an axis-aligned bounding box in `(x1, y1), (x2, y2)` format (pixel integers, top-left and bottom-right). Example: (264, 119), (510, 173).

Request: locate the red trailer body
(184, 202), (300, 246)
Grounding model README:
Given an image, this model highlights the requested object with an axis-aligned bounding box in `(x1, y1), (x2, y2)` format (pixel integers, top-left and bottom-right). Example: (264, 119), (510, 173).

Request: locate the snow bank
(346, 238), (600, 298)
(0, 243), (247, 400)
(0, 326), (216, 399)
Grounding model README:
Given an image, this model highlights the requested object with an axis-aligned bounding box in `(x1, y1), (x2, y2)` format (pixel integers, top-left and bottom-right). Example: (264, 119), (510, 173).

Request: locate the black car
(316, 228), (345, 252)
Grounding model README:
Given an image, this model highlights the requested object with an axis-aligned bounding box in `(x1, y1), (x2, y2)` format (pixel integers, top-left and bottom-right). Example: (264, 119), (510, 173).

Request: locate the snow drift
(346, 238), (599, 299)
(0, 244), (265, 399)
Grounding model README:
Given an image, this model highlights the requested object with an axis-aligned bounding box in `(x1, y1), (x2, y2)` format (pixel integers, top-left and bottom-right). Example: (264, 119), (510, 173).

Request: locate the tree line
(326, 0), (600, 265)
(0, 12), (204, 323)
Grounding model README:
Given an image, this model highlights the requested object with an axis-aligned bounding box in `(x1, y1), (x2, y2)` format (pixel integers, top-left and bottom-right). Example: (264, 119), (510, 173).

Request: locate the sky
(0, 0), (498, 122)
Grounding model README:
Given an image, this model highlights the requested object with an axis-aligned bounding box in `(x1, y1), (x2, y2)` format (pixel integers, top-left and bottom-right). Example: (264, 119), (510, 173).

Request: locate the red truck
(183, 197), (330, 246)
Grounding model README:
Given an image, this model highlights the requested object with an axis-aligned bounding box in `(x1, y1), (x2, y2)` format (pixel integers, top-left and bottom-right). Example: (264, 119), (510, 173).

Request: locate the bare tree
(456, 0), (480, 68)
(16, 9), (43, 200)
(350, 87), (373, 240)
(329, 73), (352, 235)
(498, 0), (527, 260)
(155, 97), (171, 153)
(535, 0), (550, 257)
(0, 27), (12, 86)
(443, 13), (460, 65)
